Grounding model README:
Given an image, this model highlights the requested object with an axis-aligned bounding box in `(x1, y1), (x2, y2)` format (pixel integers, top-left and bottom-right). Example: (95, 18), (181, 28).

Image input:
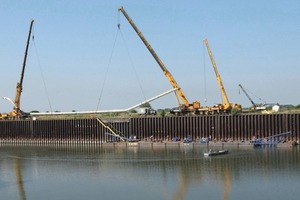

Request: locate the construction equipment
(118, 6), (204, 115)
(0, 19), (34, 120)
(238, 84), (266, 111)
(251, 131), (292, 146)
(203, 38), (242, 114)
(238, 84), (256, 108)
(238, 84), (280, 113)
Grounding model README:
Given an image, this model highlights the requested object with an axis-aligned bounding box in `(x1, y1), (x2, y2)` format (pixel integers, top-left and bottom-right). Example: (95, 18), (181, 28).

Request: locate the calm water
(0, 144), (299, 200)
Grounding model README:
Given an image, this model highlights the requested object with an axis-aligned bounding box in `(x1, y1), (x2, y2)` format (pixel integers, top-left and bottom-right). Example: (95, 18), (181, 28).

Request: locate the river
(0, 144), (299, 200)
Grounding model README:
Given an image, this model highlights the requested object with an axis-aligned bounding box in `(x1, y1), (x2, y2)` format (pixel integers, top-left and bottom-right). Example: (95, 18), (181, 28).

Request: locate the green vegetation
(276, 105), (300, 114)
(231, 107), (240, 116)
(241, 104), (300, 114)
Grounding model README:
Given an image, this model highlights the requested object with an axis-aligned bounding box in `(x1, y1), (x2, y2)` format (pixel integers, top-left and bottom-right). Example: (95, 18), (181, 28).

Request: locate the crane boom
(238, 84), (256, 107)
(203, 38), (230, 109)
(203, 38), (242, 114)
(14, 19), (34, 112)
(0, 19), (34, 119)
(118, 6), (200, 111)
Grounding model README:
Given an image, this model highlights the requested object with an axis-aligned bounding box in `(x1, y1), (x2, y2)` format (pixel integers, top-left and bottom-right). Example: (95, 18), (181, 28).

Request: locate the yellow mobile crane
(118, 6), (204, 115)
(203, 38), (241, 114)
(0, 20), (34, 120)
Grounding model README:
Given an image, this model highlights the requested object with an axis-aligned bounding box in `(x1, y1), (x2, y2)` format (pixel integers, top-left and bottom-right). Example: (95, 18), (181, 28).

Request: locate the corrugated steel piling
(0, 114), (299, 145)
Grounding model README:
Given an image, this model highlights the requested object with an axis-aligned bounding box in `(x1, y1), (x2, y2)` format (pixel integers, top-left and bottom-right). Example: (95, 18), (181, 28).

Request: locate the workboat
(204, 149), (229, 157)
(250, 131), (292, 147)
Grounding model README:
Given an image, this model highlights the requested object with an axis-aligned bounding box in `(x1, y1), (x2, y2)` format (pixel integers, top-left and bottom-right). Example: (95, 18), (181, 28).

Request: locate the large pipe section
(30, 88), (179, 116)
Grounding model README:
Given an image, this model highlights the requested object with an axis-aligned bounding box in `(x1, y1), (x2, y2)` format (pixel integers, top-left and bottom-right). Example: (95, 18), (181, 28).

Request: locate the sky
(0, 0), (299, 113)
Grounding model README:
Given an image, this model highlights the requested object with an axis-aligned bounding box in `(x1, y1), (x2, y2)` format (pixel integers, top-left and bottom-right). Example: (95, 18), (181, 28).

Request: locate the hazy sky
(0, 0), (299, 113)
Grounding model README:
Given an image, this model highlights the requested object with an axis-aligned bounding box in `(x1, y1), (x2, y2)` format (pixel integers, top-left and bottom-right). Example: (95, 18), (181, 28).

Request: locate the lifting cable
(95, 26), (120, 111)
(118, 24), (147, 102)
(202, 41), (207, 102)
(96, 12), (147, 111)
(31, 26), (53, 113)
(95, 12), (123, 112)
(243, 85), (267, 104)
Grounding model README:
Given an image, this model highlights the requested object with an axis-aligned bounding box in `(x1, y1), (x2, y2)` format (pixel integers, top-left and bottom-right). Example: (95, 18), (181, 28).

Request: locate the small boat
(204, 149), (229, 157)
(127, 141), (139, 146)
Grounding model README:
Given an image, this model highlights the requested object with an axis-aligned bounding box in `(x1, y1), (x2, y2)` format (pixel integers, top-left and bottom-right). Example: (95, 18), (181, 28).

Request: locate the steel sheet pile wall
(0, 114), (299, 143)
(130, 114), (300, 141)
(130, 116), (215, 141)
(214, 114), (293, 141)
(0, 119), (130, 144)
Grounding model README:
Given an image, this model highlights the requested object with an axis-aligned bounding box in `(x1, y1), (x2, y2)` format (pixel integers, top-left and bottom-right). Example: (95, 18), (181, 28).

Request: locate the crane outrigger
(0, 19), (34, 120)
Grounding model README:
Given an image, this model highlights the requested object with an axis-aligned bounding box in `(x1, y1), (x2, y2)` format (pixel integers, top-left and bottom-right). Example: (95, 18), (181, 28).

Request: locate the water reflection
(222, 164), (231, 200)
(0, 144), (299, 200)
(15, 157), (26, 200)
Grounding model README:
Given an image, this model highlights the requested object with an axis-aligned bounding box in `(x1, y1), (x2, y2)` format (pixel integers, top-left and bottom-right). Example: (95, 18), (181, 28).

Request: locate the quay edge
(0, 114), (299, 145)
